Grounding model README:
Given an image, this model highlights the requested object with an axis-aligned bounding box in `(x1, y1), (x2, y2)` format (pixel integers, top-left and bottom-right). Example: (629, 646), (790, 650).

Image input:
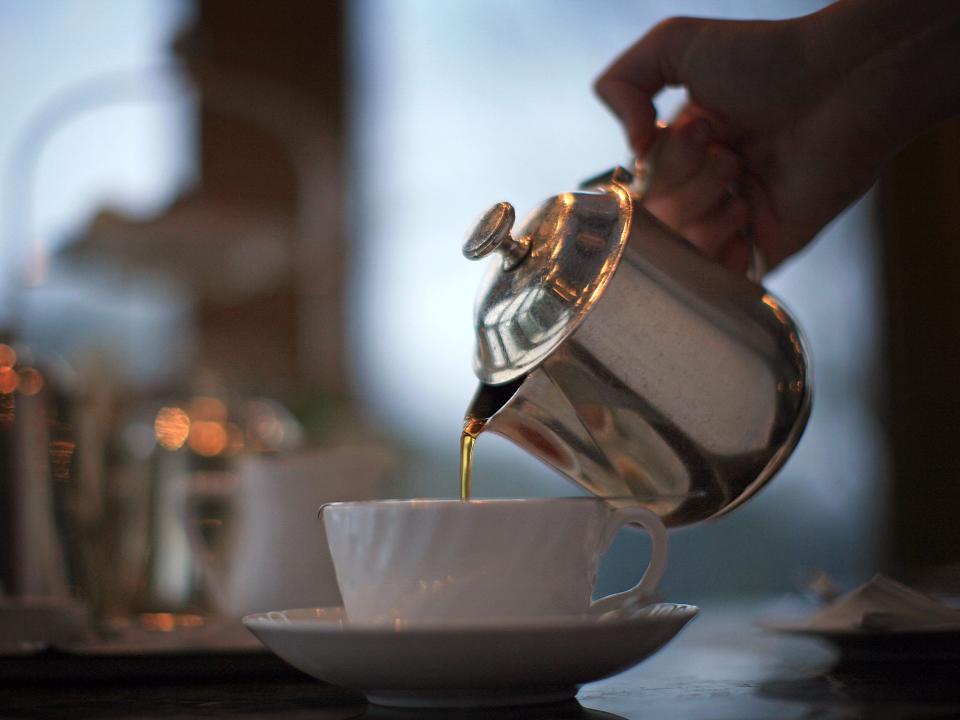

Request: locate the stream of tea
(458, 415), (486, 500)
(458, 380), (524, 500)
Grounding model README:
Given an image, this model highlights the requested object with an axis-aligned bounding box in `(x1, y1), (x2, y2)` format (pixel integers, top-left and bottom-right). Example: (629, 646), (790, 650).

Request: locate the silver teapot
(463, 164), (811, 526)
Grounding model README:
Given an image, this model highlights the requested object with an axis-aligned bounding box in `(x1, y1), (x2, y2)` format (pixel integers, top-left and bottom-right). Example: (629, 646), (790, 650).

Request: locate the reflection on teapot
(462, 165), (811, 525)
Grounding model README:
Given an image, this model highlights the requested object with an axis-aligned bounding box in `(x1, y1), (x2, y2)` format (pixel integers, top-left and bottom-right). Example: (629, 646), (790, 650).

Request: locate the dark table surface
(4, 599), (960, 720)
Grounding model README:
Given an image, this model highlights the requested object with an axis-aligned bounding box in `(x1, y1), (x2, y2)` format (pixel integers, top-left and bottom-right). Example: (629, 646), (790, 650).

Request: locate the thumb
(594, 17), (698, 156)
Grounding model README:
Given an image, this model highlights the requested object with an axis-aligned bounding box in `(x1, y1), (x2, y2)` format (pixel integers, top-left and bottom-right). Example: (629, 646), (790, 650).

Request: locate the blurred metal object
(0, 346), (315, 637)
(0, 347), (152, 636)
(136, 393), (307, 615)
(0, 343), (95, 646)
(464, 165), (811, 526)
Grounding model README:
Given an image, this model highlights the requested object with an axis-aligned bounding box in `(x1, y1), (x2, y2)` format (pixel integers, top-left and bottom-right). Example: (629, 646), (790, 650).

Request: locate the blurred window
(0, 0), (196, 381)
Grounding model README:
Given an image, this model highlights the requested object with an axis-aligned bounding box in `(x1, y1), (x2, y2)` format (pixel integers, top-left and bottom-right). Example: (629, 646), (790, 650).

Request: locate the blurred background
(1, 0), (957, 620)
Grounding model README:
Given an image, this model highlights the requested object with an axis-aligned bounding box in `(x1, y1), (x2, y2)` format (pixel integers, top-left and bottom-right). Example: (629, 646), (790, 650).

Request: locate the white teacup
(322, 497), (667, 624)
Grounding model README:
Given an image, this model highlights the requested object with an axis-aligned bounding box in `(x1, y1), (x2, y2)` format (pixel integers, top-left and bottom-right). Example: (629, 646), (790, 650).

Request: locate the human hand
(638, 115), (752, 274)
(595, 2), (959, 272)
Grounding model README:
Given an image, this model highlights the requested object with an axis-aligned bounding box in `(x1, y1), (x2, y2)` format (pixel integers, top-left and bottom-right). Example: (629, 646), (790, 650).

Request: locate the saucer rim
(244, 601), (700, 707)
(243, 602), (699, 634)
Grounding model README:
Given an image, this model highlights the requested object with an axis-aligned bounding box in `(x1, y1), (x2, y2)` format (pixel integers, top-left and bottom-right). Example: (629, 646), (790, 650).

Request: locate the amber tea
(459, 379), (524, 500)
(458, 416), (485, 500)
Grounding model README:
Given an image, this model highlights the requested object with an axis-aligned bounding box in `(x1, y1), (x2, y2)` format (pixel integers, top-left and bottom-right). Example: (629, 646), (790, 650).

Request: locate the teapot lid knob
(462, 201), (530, 270)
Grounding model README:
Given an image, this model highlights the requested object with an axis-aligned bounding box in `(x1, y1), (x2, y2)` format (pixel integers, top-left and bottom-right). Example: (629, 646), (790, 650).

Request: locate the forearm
(809, 0), (960, 152)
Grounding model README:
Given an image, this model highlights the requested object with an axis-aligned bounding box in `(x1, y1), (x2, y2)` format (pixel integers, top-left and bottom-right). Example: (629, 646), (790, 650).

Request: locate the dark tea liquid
(459, 378), (524, 500)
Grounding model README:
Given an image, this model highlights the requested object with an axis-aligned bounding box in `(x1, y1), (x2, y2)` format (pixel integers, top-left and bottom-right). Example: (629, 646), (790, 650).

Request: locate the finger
(681, 193), (750, 259)
(594, 77), (659, 156)
(672, 103), (738, 149)
(742, 178), (790, 272)
(644, 143), (741, 231)
(642, 190), (683, 231)
(670, 144), (742, 227)
(594, 17), (699, 155)
(716, 236), (752, 275)
(644, 116), (713, 191)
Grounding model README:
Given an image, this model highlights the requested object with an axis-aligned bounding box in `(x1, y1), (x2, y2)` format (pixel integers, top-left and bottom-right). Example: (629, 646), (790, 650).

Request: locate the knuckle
(652, 16), (694, 39)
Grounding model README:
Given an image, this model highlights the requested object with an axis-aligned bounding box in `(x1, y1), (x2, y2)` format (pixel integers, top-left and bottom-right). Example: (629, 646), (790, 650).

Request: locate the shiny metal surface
(0, 387), (74, 600)
(0, 359), (103, 614)
(462, 201), (529, 270)
(468, 183), (632, 385)
(466, 167), (810, 525)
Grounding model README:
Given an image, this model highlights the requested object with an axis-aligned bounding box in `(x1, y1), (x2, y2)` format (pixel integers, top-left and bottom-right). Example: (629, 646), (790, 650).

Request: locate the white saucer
(243, 603), (698, 708)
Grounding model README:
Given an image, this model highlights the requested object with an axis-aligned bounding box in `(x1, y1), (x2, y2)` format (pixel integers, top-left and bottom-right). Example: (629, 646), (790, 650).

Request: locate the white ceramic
(187, 445), (393, 617)
(243, 603), (698, 707)
(322, 498), (667, 624)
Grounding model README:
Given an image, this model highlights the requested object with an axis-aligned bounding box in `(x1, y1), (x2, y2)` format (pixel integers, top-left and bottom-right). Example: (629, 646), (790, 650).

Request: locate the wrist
(810, 0), (960, 152)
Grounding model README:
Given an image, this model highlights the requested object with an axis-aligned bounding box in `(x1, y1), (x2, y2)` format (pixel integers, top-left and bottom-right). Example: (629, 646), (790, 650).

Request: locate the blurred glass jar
(108, 387), (305, 622)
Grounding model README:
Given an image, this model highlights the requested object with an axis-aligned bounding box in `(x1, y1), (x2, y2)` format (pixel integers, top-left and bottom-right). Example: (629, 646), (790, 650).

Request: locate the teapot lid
(464, 168), (634, 385)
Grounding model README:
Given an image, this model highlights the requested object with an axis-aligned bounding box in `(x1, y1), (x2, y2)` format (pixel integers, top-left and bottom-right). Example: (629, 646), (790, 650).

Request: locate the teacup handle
(590, 505), (668, 615)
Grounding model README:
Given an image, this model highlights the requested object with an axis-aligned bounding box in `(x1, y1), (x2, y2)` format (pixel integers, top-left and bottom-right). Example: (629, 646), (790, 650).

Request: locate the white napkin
(806, 574), (960, 632)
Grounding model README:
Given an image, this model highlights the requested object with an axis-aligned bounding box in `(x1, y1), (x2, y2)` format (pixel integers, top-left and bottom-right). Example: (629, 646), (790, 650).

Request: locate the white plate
(244, 603), (698, 708)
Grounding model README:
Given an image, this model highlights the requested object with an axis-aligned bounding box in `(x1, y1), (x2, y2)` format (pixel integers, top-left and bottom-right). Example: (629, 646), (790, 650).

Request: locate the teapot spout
(475, 370), (612, 487)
